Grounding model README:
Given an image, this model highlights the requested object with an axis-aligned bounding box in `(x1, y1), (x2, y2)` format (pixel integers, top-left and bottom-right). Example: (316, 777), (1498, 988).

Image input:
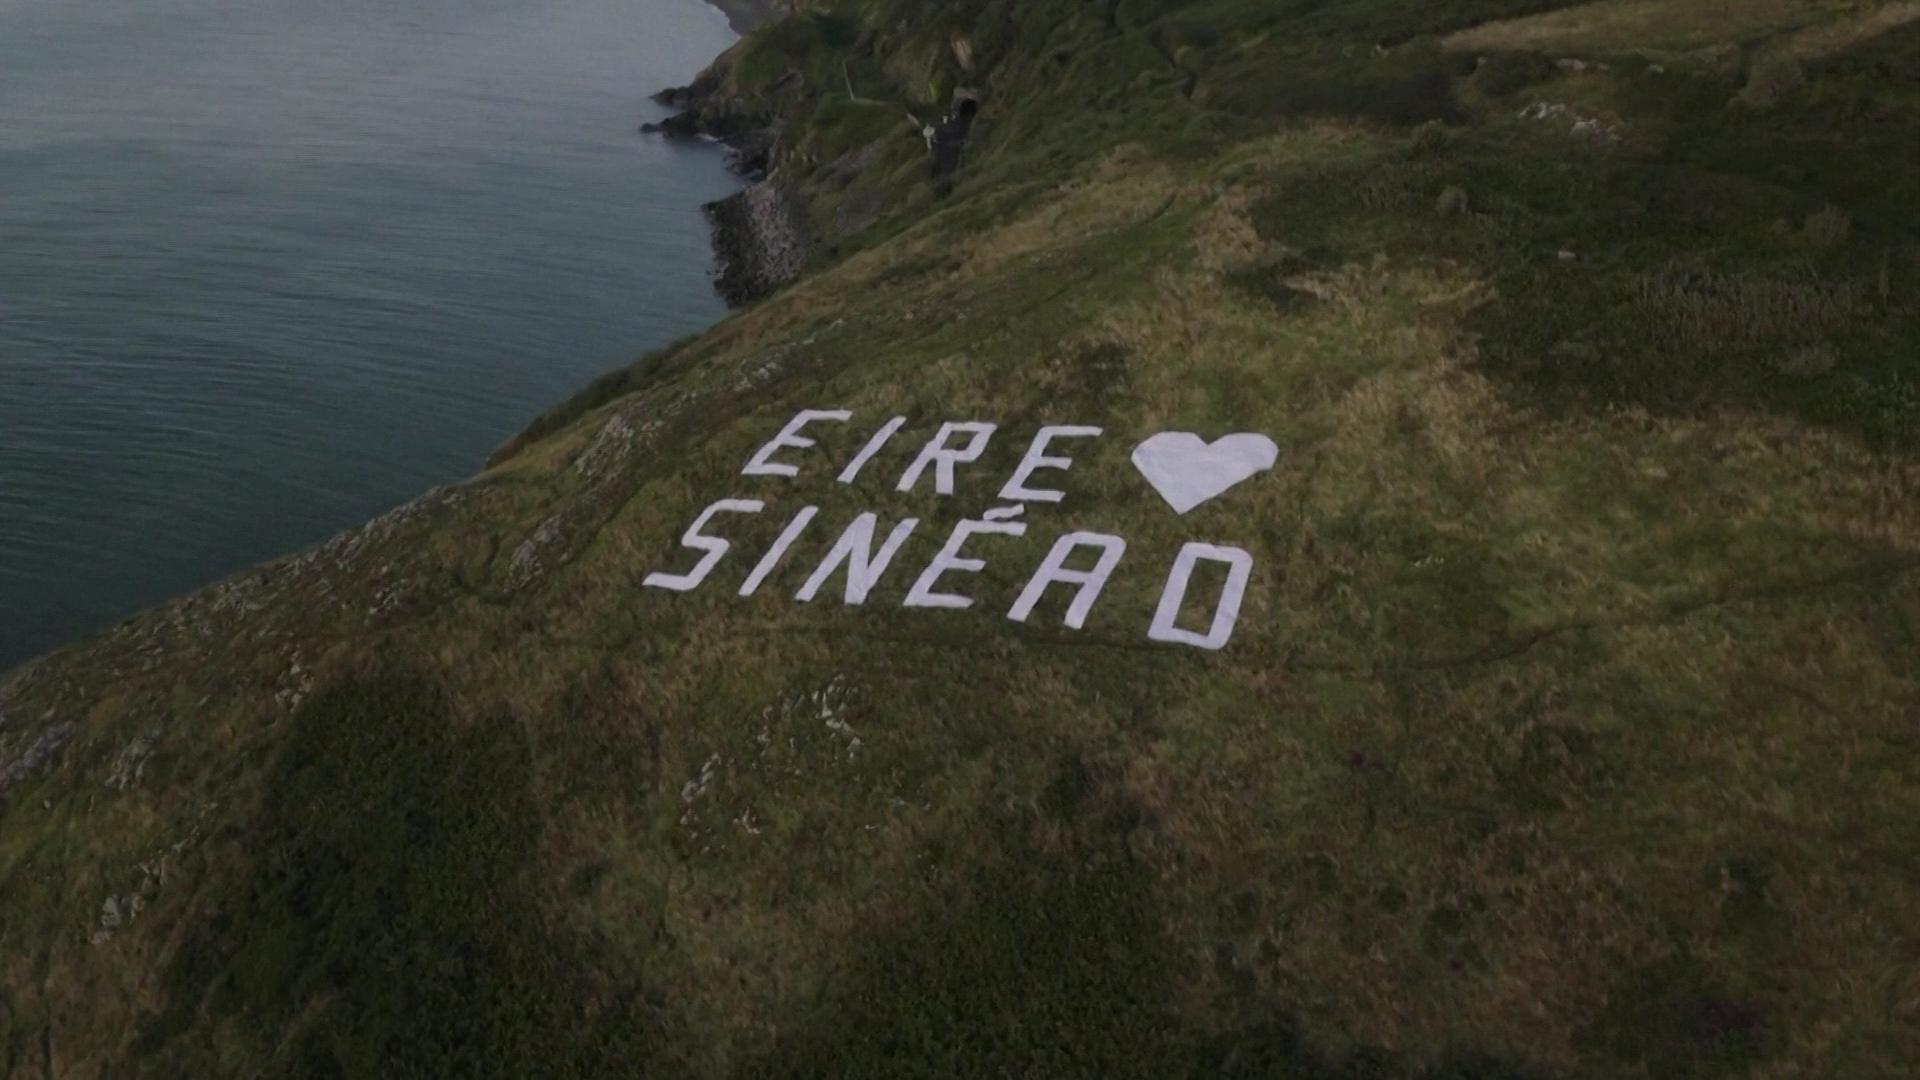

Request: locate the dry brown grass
(1443, 0), (1860, 54)
(1735, 50), (1808, 107)
(1803, 204), (1853, 248)
(1783, 0), (1920, 58)
(6, 43), (1920, 1078)
(1633, 265), (1865, 354)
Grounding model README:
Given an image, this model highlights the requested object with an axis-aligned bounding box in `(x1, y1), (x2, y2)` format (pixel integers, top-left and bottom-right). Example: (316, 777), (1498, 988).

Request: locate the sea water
(0, 0), (741, 667)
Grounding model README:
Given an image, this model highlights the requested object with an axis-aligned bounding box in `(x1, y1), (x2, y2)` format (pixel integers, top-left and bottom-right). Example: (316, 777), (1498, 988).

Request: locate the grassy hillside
(4, 0), (1919, 1075)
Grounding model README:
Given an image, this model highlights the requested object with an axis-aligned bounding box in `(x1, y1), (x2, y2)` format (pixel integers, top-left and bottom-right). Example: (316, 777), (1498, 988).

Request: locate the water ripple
(0, 0), (740, 667)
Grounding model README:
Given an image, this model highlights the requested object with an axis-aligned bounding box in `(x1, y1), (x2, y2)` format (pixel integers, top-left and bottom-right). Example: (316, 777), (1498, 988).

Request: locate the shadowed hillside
(4, 1), (1918, 1075)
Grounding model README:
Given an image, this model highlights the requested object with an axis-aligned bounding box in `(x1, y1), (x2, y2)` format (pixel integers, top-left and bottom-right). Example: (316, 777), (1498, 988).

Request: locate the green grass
(132, 667), (654, 1077)
(4, 1), (1920, 1076)
(1244, 64), (1920, 449)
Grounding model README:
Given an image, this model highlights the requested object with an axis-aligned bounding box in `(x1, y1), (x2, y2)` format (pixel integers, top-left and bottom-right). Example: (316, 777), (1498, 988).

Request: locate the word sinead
(642, 411), (1269, 651)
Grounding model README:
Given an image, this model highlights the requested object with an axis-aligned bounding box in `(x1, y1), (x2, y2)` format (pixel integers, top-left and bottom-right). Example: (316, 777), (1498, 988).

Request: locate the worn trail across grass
(3, 1), (1918, 1076)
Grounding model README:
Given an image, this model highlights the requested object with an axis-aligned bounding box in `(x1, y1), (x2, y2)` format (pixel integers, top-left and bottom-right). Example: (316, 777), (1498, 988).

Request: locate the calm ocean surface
(0, 0), (741, 669)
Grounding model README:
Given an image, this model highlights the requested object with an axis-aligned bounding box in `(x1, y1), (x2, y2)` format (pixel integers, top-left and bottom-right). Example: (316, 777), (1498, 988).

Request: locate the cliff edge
(6, 1), (1920, 1076)
(707, 0), (784, 36)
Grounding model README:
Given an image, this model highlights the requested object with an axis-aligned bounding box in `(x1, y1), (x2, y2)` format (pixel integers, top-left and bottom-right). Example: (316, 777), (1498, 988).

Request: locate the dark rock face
(704, 0), (783, 35)
(642, 50), (811, 307)
(704, 178), (813, 306)
(642, 60), (785, 180)
(651, 67), (720, 111)
(930, 94), (979, 180)
(639, 111), (705, 139)
(0, 720), (76, 798)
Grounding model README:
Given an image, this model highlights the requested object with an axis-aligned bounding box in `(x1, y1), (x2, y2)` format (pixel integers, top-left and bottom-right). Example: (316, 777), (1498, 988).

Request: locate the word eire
(642, 410), (1279, 651)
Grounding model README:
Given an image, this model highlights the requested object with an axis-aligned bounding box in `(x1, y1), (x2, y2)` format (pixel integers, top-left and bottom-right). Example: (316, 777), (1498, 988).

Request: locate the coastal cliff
(6, 1), (1920, 1076)
(703, 174), (813, 303)
(643, 42), (810, 304)
(706, 0), (784, 35)
(647, 1), (980, 305)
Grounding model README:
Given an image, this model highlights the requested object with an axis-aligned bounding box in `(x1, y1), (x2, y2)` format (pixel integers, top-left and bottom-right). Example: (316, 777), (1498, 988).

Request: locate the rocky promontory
(10, 1), (1920, 1074)
(703, 176), (812, 306)
(643, 36), (814, 306)
(705, 0), (783, 36)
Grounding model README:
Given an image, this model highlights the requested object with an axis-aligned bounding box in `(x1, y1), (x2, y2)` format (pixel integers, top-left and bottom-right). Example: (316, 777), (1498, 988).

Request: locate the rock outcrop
(704, 177), (813, 305)
(12, 3), (1920, 1075)
(705, 0), (784, 35)
(643, 61), (784, 179)
(642, 47), (811, 305)
(929, 90), (979, 180)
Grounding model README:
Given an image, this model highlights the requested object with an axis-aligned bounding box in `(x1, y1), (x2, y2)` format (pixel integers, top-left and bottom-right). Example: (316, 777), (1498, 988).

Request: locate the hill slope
(4, 1), (1919, 1075)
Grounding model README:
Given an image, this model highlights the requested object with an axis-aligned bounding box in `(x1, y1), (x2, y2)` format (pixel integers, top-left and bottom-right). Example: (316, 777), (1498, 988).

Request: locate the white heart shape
(1131, 432), (1278, 515)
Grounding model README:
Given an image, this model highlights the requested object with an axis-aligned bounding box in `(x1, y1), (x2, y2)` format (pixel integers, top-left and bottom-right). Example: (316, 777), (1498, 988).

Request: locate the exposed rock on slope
(705, 176), (814, 304)
(705, 0), (784, 36)
(6, 1), (1920, 1076)
(645, 58), (782, 179)
(644, 48), (813, 303)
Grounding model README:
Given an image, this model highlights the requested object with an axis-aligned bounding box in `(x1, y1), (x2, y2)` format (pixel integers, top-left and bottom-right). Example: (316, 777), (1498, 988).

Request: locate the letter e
(998, 425), (1102, 503)
(905, 518), (1027, 610)
(743, 409), (851, 478)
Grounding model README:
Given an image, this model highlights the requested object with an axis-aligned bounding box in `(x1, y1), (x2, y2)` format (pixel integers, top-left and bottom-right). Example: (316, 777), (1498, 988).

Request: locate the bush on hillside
(1803, 205), (1852, 248)
(1735, 53), (1806, 109)
(1777, 345), (1839, 377)
(1634, 266), (1864, 355)
(1469, 52), (1555, 99)
(1410, 119), (1450, 155)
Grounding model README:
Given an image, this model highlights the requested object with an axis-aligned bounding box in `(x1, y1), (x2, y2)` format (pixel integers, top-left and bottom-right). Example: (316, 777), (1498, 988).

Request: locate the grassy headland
(4, 0), (1919, 1075)
(707, 0), (787, 36)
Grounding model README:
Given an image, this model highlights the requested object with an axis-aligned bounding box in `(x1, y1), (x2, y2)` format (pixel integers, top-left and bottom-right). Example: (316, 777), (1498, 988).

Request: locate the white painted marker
(797, 513), (920, 605)
(1146, 542), (1252, 650)
(643, 499), (765, 592)
(743, 409), (852, 478)
(739, 505), (819, 597)
(1131, 432), (1278, 515)
(999, 425), (1102, 503)
(905, 518), (1027, 610)
(895, 421), (996, 496)
(1007, 531), (1126, 630)
(837, 415), (908, 485)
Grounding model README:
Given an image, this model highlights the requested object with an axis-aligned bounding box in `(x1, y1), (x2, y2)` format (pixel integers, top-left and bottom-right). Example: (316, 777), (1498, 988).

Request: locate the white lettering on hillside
(640, 410), (1280, 651)
(895, 421), (996, 496)
(796, 513), (920, 605)
(739, 505), (817, 597)
(998, 425), (1102, 503)
(837, 415), (908, 485)
(1147, 543), (1253, 651)
(642, 499), (764, 592)
(1008, 531), (1127, 630)
(743, 409), (850, 478)
(905, 518), (1028, 610)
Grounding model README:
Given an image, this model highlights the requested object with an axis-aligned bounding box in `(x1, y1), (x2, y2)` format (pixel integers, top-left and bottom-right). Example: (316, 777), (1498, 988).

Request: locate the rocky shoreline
(646, 20), (813, 307)
(660, 1), (970, 307)
(704, 0), (782, 35)
(703, 176), (813, 305)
